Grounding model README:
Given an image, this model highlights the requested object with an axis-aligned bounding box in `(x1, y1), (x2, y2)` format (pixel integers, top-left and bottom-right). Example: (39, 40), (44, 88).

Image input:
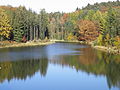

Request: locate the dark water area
(0, 43), (120, 90)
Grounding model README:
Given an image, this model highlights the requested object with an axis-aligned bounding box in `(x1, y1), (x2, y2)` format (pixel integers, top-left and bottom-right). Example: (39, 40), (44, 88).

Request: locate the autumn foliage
(0, 8), (12, 39)
(77, 20), (99, 41)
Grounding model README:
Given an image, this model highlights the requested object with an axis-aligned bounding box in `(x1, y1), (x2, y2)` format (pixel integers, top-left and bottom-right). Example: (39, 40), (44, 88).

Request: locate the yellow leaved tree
(0, 8), (12, 40)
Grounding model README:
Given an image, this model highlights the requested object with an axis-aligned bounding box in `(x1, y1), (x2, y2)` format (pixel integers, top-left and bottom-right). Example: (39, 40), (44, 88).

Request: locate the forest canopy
(0, 0), (120, 48)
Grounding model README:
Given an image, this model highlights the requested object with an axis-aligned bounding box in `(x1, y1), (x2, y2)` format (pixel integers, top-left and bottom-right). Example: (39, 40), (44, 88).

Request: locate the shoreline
(0, 40), (85, 49)
(56, 40), (120, 55)
(0, 41), (55, 49)
(1, 40), (120, 55)
(92, 45), (120, 55)
(50, 39), (86, 44)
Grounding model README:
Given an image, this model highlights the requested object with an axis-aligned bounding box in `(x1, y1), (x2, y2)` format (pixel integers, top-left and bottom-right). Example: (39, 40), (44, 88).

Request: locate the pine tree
(13, 6), (28, 42)
(39, 9), (48, 40)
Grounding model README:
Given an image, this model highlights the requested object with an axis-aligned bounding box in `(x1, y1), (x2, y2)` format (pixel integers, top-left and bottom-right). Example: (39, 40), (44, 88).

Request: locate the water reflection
(0, 43), (120, 90)
(0, 46), (49, 61)
(50, 46), (120, 89)
(0, 58), (48, 83)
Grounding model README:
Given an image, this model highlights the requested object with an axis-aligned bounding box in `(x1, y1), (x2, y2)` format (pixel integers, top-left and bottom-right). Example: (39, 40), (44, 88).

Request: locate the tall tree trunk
(36, 26), (38, 40)
(30, 26), (32, 41)
(27, 25), (29, 41)
(38, 25), (40, 39)
(62, 26), (64, 40)
(34, 26), (36, 40)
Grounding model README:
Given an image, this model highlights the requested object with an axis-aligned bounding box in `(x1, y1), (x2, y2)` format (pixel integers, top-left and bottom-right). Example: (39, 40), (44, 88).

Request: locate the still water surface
(0, 43), (120, 90)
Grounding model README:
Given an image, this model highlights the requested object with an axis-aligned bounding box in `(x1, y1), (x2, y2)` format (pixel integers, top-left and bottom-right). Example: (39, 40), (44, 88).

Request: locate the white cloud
(0, 0), (117, 13)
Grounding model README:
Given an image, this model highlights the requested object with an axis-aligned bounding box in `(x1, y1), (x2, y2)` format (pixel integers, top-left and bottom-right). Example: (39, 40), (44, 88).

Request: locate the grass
(92, 44), (120, 55)
(0, 40), (55, 48)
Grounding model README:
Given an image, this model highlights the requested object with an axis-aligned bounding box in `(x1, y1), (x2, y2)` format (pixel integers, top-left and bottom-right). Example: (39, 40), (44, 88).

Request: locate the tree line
(0, 6), (50, 42)
(0, 0), (120, 48)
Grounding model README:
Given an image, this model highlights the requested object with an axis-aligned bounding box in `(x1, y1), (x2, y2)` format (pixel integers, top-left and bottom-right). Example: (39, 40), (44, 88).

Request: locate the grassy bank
(52, 40), (120, 55)
(0, 40), (85, 49)
(0, 41), (55, 48)
(91, 44), (120, 55)
(1, 40), (119, 55)
(50, 39), (86, 44)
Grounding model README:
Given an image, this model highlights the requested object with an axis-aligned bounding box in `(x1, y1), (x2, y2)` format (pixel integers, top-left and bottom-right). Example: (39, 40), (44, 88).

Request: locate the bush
(67, 33), (77, 41)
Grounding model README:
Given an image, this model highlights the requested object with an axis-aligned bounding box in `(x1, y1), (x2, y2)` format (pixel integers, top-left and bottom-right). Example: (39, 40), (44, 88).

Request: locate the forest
(1, 0), (120, 48)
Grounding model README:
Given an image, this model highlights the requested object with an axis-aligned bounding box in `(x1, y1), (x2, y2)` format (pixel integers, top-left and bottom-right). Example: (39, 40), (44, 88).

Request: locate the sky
(0, 0), (117, 13)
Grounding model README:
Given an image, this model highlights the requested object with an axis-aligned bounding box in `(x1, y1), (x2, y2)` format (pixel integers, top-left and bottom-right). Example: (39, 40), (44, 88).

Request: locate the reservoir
(0, 43), (120, 90)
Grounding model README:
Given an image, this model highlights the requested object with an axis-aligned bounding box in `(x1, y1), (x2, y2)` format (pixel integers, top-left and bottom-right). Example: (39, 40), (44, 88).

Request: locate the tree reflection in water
(50, 46), (120, 89)
(0, 58), (48, 83)
(0, 44), (120, 89)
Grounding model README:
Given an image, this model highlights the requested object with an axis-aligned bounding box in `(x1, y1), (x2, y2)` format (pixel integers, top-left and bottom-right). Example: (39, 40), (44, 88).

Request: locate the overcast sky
(0, 0), (117, 13)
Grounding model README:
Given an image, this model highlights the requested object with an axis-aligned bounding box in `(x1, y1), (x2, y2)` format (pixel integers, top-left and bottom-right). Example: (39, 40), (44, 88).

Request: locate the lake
(0, 43), (120, 90)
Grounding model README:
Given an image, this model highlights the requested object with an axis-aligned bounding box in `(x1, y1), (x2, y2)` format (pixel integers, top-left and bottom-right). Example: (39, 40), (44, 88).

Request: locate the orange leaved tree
(77, 20), (99, 41)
